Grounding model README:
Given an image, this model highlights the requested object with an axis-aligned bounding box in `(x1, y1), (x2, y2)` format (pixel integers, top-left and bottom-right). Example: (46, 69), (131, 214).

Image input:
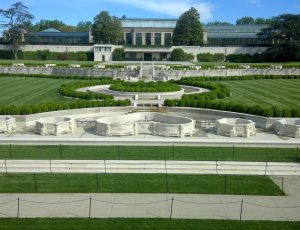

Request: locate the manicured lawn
(0, 60), (101, 65)
(0, 77), (77, 105)
(0, 145), (298, 162)
(218, 79), (300, 108)
(0, 174), (282, 195)
(0, 219), (299, 230)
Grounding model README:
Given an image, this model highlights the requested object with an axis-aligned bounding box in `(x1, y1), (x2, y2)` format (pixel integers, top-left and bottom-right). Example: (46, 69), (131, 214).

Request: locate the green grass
(0, 219), (299, 230)
(0, 77), (78, 105)
(0, 174), (282, 195)
(196, 61), (300, 66)
(218, 79), (300, 108)
(0, 145), (299, 162)
(0, 60), (101, 65)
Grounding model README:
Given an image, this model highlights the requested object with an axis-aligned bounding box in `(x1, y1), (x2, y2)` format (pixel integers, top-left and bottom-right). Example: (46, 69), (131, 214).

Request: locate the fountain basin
(215, 118), (256, 137)
(96, 112), (195, 137)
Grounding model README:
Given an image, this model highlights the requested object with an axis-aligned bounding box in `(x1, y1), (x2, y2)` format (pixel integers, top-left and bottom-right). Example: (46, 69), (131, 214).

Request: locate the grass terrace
(218, 79), (300, 108)
(0, 77), (78, 105)
(0, 174), (282, 195)
(0, 145), (299, 162)
(0, 218), (299, 230)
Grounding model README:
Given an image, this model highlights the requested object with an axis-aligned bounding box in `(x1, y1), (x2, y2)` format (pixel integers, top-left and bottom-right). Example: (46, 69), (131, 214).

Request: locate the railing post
(239, 199), (244, 221)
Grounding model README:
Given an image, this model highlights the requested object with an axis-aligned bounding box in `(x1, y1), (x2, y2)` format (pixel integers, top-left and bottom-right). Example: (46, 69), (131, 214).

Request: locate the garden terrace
(109, 81), (181, 93)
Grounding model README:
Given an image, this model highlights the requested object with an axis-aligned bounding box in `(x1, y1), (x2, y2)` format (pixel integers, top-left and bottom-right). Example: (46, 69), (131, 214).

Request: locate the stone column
(123, 33), (126, 45)
(133, 31), (136, 45)
(161, 33), (165, 46)
(142, 33), (146, 45)
(151, 33), (155, 46)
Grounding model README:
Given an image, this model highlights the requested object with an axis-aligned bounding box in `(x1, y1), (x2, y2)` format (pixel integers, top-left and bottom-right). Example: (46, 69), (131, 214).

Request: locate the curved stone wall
(96, 112), (195, 137)
(275, 119), (300, 138)
(215, 118), (256, 137)
(35, 117), (75, 136)
(0, 116), (16, 134)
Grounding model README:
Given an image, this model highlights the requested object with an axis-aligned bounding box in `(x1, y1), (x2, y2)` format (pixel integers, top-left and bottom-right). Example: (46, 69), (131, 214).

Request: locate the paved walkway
(1, 160), (299, 176)
(0, 193), (300, 220)
(0, 137), (299, 147)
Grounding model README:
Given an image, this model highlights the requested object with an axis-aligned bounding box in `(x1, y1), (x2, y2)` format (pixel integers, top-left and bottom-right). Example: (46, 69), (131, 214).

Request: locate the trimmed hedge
(0, 99), (131, 115)
(109, 81), (181, 93)
(170, 49), (194, 62)
(59, 80), (117, 100)
(197, 53), (225, 62)
(17, 50), (94, 61)
(165, 76), (300, 118)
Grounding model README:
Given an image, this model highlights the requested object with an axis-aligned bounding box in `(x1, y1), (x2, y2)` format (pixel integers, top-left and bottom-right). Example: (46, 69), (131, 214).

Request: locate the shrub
(0, 50), (12, 59)
(112, 48), (125, 61)
(197, 53), (225, 62)
(170, 48), (194, 62)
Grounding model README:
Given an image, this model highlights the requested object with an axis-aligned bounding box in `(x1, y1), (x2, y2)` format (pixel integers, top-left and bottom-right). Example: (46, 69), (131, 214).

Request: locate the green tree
(259, 14), (300, 43)
(31, 19), (76, 32)
(92, 11), (122, 44)
(0, 2), (34, 59)
(170, 48), (194, 61)
(236, 17), (255, 25)
(172, 7), (204, 46)
(254, 18), (272, 25)
(112, 48), (125, 61)
(259, 14), (300, 61)
(76, 21), (92, 32)
(206, 21), (233, 26)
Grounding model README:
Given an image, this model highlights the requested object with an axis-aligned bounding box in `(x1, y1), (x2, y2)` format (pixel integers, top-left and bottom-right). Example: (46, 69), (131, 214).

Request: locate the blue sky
(1, 0), (299, 25)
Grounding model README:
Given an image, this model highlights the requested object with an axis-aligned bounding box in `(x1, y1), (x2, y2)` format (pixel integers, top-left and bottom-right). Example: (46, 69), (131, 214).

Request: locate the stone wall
(1, 66), (299, 80)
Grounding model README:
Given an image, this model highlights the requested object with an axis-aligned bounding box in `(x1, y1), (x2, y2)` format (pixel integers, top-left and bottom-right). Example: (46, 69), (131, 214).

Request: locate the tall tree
(172, 7), (204, 46)
(259, 14), (300, 43)
(0, 2), (34, 59)
(206, 21), (233, 26)
(76, 21), (92, 32)
(92, 11), (122, 44)
(259, 14), (300, 61)
(31, 19), (76, 32)
(236, 17), (255, 25)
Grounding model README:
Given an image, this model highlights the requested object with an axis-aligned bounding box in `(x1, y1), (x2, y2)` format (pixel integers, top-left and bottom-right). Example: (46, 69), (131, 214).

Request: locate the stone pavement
(1, 160), (300, 176)
(0, 193), (300, 220)
(270, 176), (300, 196)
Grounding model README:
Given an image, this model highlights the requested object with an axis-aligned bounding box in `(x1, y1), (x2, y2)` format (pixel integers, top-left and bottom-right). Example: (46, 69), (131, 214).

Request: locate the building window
(136, 33), (142, 45)
(125, 33), (132, 45)
(159, 53), (167, 61)
(164, 33), (172, 46)
(95, 47), (111, 52)
(155, 33), (161, 46)
(146, 33), (152, 45)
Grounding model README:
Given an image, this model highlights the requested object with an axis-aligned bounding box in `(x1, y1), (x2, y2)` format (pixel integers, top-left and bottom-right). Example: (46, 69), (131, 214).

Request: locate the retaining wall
(0, 66), (299, 80)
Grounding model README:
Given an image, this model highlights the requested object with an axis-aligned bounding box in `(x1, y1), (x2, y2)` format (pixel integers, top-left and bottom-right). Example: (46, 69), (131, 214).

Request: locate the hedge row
(165, 99), (300, 118)
(59, 79), (118, 100)
(197, 53), (225, 62)
(0, 73), (109, 81)
(109, 81), (181, 93)
(18, 50), (94, 61)
(178, 75), (300, 82)
(165, 76), (300, 117)
(0, 99), (131, 115)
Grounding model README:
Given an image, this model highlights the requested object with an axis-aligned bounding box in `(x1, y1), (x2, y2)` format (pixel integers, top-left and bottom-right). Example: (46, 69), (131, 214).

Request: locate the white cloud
(104, 0), (213, 21)
(247, 0), (261, 6)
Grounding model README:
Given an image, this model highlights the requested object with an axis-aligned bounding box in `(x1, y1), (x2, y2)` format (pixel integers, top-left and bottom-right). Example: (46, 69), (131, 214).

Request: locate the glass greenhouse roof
(121, 19), (177, 28)
(121, 19), (268, 38)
